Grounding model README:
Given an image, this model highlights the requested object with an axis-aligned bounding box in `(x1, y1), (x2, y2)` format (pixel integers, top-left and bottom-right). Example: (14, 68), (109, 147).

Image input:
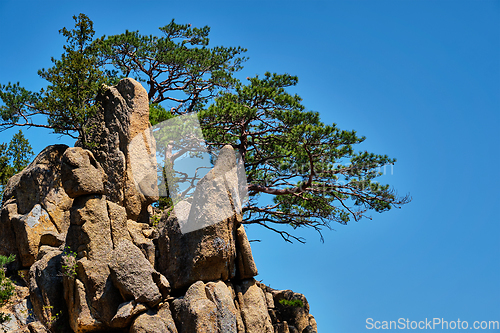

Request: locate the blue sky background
(0, 1), (499, 331)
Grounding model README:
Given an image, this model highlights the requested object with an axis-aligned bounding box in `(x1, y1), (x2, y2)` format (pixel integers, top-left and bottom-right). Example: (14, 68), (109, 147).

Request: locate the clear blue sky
(1, 1), (499, 331)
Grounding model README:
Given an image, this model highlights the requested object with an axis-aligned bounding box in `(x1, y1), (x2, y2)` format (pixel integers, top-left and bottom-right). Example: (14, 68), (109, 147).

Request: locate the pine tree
(0, 15), (410, 241)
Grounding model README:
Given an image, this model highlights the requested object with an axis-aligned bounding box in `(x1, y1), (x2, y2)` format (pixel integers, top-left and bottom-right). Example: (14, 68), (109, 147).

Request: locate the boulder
(77, 258), (123, 325)
(28, 250), (69, 332)
(109, 239), (162, 307)
(171, 281), (218, 333)
(158, 145), (257, 289)
(64, 277), (104, 332)
(0, 199), (20, 262)
(110, 300), (148, 329)
(272, 289), (312, 333)
(205, 281), (239, 333)
(39, 231), (65, 248)
(171, 280), (241, 333)
(66, 194), (113, 261)
(127, 220), (156, 265)
(235, 224), (258, 280)
(184, 145), (243, 233)
(106, 201), (132, 248)
(2, 144), (72, 224)
(11, 204), (59, 267)
(78, 78), (158, 221)
(13, 297), (35, 326)
(0, 145), (72, 266)
(130, 305), (178, 333)
(63, 192), (124, 331)
(235, 279), (274, 333)
(158, 204), (237, 290)
(61, 147), (104, 198)
(152, 271), (171, 299)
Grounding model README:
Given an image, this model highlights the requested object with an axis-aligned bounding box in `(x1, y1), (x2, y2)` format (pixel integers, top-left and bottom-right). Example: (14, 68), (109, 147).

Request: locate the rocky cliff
(0, 78), (318, 333)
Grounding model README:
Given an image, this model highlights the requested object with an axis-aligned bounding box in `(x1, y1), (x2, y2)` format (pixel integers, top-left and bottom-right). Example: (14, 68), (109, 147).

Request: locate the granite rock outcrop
(0, 78), (318, 333)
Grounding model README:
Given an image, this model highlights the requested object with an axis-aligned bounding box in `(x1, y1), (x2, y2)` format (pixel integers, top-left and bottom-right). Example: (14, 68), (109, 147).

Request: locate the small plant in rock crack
(43, 305), (62, 326)
(279, 299), (304, 308)
(150, 213), (161, 228)
(61, 246), (77, 278)
(0, 254), (15, 323)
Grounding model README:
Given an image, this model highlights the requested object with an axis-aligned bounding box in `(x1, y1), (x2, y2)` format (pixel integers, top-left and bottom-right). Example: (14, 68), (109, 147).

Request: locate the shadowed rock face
(157, 144), (258, 290)
(0, 78), (318, 333)
(77, 78), (158, 222)
(0, 144), (72, 268)
(61, 147), (104, 198)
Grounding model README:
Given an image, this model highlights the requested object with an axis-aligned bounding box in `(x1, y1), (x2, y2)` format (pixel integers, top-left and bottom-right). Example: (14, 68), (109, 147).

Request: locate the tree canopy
(0, 14), (410, 241)
(0, 130), (33, 200)
(0, 14), (114, 142)
(200, 73), (410, 241)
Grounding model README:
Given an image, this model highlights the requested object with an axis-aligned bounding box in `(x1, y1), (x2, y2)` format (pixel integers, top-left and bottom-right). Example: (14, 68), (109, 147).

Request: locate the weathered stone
(39, 231), (65, 248)
(158, 198), (238, 290)
(65, 278), (104, 333)
(27, 321), (50, 333)
(77, 258), (123, 325)
(236, 224), (258, 279)
(212, 145), (247, 214)
(78, 78), (158, 221)
(109, 239), (162, 307)
(184, 145), (242, 233)
(0, 316), (19, 332)
(127, 220), (155, 265)
(272, 289), (311, 333)
(12, 204), (59, 267)
(159, 212), (238, 289)
(0, 77), (321, 332)
(152, 271), (171, 298)
(35, 246), (58, 262)
(227, 282), (246, 333)
(235, 279), (273, 333)
(265, 292), (275, 309)
(0, 199), (20, 262)
(130, 306), (178, 333)
(268, 308), (277, 324)
(28, 251), (68, 332)
(66, 194), (113, 261)
(156, 145), (255, 290)
(308, 314), (318, 332)
(106, 201), (132, 248)
(303, 324), (318, 333)
(172, 281), (218, 333)
(63, 193), (123, 331)
(61, 147), (104, 198)
(1, 145), (72, 247)
(205, 281), (239, 333)
(157, 303), (178, 333)
(13, 297), (35, 325)
(110, 300), (148, 329)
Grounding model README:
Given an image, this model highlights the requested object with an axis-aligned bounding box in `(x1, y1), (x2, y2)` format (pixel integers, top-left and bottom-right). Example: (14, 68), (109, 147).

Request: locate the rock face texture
(77, 78), (158, 222)
(0, 78), (318, 333)
(0, 144), (72, 268)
